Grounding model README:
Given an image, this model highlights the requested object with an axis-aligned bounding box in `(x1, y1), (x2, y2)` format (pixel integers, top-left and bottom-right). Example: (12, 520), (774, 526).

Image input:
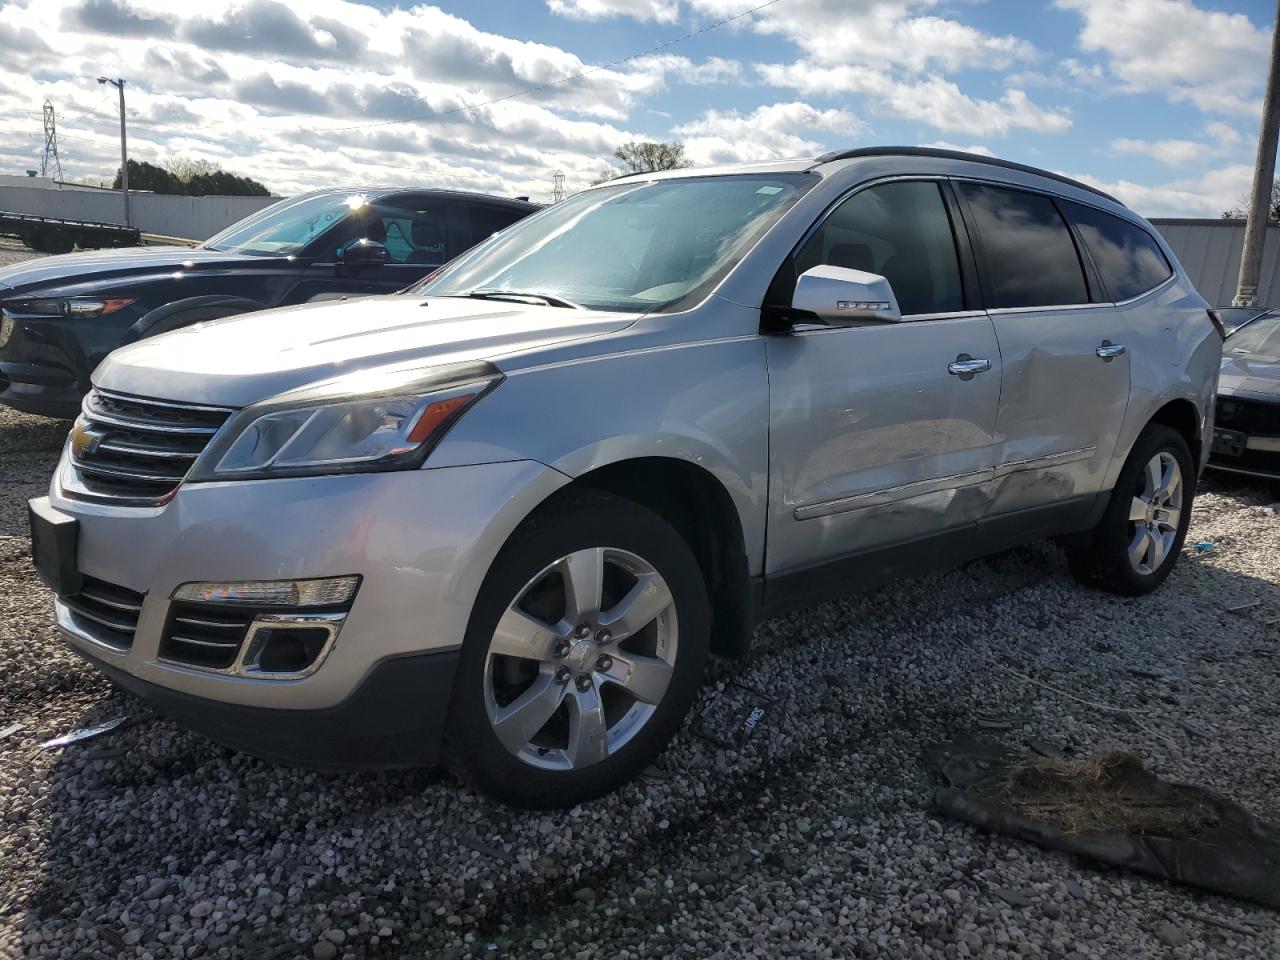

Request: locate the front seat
(407, 220), (446, 264)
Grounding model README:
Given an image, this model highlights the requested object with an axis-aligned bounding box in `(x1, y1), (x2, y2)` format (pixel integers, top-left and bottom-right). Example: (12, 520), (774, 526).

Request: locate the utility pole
(1233, 0), (1280, 307)
(97, 77), (130, 227)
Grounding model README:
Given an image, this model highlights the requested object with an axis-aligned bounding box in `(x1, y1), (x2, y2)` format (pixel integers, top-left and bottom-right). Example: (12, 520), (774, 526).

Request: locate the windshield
(203, 192), (366, 256)
(415, 173), (814, 312)
(1226, 312), (1280, 365)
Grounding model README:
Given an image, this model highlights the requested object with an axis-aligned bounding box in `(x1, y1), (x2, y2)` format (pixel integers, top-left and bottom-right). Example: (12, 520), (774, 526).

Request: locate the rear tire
(445, 491), (710, 808)
(1066, 424), (1195, 596)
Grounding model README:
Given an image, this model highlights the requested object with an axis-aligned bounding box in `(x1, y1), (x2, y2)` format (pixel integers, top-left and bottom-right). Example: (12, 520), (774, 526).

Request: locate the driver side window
(795, 181), (964, 316)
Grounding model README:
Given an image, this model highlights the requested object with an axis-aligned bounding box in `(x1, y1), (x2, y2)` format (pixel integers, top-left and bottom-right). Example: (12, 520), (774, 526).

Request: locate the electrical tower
(552, 170), (565, 203)
(40, 99), (63, 182)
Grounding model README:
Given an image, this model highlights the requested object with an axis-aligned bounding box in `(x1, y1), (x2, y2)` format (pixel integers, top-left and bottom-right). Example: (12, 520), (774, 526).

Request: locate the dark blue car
(0, 188), (538, 418)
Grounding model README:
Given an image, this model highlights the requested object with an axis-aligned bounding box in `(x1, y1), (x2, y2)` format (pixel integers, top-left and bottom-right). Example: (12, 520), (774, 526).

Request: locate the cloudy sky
(0, 0), (1272, 214)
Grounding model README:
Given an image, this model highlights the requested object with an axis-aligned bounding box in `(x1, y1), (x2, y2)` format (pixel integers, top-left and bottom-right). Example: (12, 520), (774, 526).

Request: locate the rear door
(765, 179), (1003, 579)
(955, 181), (1130, 524)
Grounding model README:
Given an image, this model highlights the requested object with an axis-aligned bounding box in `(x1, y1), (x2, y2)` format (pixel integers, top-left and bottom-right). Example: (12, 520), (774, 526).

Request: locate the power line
(323, 0), (784, 134)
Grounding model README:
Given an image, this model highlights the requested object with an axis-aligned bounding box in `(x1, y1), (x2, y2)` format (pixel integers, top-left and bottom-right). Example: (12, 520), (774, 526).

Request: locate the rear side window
(958, 183), (1089, 309)
(794, 180), (964, 315)
(459, 203), (527, 253)
(1062, 202), (1172, 302)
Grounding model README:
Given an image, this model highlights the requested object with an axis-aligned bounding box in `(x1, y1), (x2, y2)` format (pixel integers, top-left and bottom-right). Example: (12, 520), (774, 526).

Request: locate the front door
(292, 195), (453, 303)
(955, 182), (1130, 520)
(765, 180), (1003, 580)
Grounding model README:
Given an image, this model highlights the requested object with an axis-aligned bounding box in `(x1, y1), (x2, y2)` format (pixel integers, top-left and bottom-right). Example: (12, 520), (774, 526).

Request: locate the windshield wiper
(467, 290), (581, 309)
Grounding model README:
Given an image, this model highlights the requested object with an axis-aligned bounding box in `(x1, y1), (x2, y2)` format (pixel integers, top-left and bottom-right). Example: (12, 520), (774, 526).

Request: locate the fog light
(239, 613), (347, 678)
(172, 576), (359, 607)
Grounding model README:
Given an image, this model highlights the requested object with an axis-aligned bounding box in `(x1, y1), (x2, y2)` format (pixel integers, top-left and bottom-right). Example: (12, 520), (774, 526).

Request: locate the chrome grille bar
(68, 390), (235, 504)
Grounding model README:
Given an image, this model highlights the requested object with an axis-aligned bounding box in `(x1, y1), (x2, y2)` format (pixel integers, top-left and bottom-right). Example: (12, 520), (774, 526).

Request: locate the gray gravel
(1, 400), (1279, 959)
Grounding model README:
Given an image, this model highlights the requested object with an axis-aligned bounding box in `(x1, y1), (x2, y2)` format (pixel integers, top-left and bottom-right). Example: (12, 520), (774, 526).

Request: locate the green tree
(592, 140), (692, 184)
(113, 158), (270, 197)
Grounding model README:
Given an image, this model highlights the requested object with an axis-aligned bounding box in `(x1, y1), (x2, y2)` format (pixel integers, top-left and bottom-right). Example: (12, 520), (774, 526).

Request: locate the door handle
(1096, 341), (1127, 360)
(948, 357), (992, 377)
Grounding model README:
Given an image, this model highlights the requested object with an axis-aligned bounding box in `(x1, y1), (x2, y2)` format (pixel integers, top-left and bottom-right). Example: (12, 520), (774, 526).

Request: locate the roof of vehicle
(287, 187), (541, 208)
(605, 146), (1121, 205)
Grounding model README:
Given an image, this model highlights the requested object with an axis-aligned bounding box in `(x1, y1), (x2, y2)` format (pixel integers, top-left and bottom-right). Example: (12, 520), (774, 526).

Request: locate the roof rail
(810, 146), (1121, 205)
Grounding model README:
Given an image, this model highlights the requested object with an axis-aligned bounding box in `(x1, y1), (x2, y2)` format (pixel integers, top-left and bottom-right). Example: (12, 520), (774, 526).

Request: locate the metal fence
(1151, 218), (1280, 308)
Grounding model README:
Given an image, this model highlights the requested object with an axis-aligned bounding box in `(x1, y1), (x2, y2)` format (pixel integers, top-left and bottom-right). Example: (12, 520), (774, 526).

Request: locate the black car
(1209, 308), (1280, 481)
(0, 188), (538, 418)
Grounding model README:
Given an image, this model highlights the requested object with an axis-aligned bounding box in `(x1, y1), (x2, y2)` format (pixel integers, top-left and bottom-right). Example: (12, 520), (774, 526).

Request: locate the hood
(1219, 351), (1280, 401)
(94, 295), (637, 407)
(0, 246), (264, 295)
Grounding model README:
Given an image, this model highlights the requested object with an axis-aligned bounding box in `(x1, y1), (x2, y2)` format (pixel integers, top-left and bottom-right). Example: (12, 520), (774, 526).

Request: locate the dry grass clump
(999, 751), (1220, 837)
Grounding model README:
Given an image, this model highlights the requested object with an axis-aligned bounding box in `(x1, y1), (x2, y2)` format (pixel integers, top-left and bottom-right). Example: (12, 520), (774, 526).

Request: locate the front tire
(445, 491), (710, 808)
(1067, 424), (1195, 596)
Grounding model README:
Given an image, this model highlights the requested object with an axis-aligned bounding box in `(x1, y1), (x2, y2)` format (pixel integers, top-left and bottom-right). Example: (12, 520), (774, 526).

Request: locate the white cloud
(1054, 0), (1269, 116)
(921, 141), (996, 157)
(674, 101), (860, 164)
(546, 0), (679, 22)
(1201, 120), (1244, 146)
(0, 0), (753, 198)
(1110, 137), (1212, 167)
(759, 62), (1071, 137)
(1066, 163), (1254, 218)
(688, 0), (1036, 74)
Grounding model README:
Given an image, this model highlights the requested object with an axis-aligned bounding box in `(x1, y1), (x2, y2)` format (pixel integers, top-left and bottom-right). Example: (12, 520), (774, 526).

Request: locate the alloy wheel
(482, 546), (678, 771)
(1126, 451), (1183, 575)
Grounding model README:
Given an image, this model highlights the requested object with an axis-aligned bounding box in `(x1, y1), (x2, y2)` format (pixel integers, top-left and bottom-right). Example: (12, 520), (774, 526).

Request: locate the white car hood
(94, 295), (637, 408)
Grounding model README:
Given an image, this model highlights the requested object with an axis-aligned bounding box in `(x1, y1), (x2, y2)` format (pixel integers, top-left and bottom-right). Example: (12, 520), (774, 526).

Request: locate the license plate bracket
(1211, 428), (1246, 458)
(29, 497), (81, 596)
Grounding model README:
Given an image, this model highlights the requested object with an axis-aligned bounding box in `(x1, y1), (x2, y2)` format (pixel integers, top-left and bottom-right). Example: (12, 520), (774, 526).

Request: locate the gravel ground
(1, 400), (1279, 959)
(0, 237), (40, 268)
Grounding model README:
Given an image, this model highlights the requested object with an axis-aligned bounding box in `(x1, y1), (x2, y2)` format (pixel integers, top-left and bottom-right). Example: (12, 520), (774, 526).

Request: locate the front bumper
(44, 459), (569, 761)
(72, 639), (460, 769)
(1208, 394), (1280, 481)
(0, 313), (122, 418)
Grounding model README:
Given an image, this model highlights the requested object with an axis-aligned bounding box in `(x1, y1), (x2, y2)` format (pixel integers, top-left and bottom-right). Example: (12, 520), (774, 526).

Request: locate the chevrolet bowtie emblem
(70, 422), (107, 458)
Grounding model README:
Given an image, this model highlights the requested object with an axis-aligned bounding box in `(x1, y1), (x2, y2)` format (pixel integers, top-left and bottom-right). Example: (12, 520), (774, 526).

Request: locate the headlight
(1, 297), (135, 319)
(188, 361), (502, 482)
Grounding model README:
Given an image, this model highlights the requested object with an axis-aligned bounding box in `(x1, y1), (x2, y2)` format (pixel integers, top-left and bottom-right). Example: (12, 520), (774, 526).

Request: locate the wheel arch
(1148, 397), (1202, 467)
(126, 295), (266, 342)
(549, 456), (756, 659)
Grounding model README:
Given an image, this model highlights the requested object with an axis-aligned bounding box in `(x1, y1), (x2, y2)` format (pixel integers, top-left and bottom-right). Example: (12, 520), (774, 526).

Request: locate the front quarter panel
(431, 322), (771, 574)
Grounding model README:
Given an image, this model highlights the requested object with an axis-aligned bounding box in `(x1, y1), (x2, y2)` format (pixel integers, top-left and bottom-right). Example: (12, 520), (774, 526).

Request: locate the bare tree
(593, 141), (693, 184)
(1222, 177), (1280, 220)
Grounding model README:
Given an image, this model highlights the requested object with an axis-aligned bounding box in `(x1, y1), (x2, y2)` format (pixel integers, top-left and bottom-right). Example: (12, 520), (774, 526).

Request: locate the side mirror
(790, 265), (903, 325)
(340, 238), (390, 270)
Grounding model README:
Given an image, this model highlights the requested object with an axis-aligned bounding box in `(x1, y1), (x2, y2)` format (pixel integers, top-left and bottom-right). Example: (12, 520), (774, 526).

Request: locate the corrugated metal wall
(1150, 218), (1280, 307)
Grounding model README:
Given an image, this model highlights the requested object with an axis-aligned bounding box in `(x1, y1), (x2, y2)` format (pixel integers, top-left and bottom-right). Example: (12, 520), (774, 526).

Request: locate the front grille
(160, 600), (353, 672)
(61, 576), (145, 650)
(1216, 396), (1279, 437)
(160, 603), (258, 670)
(69, 390), (234, 503)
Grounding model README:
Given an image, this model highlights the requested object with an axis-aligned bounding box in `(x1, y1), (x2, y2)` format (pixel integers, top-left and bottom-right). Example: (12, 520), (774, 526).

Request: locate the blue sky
(0, 0), (1272, 215)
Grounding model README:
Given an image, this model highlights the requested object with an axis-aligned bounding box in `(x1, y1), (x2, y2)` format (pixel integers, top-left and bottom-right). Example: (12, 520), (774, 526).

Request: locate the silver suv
(30, 148), (1223, 807)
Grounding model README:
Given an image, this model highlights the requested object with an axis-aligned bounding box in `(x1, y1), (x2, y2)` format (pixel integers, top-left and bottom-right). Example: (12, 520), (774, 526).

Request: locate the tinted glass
(202, 193), (358, 256)
(960, 183), (1089, 309)
(462, 204), (526, 251)
(795, 181), (963, 315)
(368, 200), (447, 265)
(418, 174), (813, 313)
(1064, 202), (1172, 301)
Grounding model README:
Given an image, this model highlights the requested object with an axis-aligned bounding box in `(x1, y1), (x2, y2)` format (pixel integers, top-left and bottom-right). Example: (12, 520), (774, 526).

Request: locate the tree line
(112, 158), (271, 197)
